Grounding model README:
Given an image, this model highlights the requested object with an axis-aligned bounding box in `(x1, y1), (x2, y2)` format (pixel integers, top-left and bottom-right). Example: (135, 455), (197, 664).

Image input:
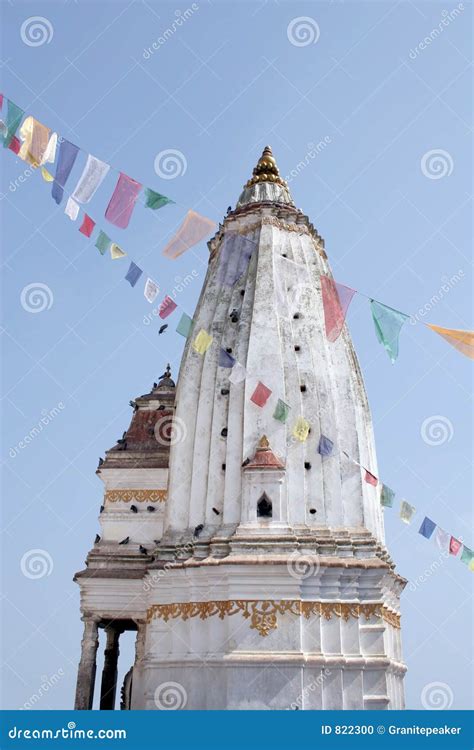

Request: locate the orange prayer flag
(162, 210), (215, 259)
(427, 324), (474, 360)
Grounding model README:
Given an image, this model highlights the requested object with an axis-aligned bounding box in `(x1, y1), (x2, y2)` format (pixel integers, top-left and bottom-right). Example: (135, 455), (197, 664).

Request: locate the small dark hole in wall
(221, 428), (228, 437)
(282, 253), (287, 258)
(240, 290), (245, 296)
(257, 494), (272, 518)
(222, 463), (226, 471)
(295, 345), (300, 351)
(304, 462), (311, 470)
(309, 508), (317, 515)
(221, 388), (230, 396)
(226, 347), (233, 353)
(300, 385), (307, 392)
(293, 313), (300, 320)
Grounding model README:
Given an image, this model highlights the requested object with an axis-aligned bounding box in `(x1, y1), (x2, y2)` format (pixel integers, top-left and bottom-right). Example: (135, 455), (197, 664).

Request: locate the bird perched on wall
(139, 545), (147, 554)
(94, 534), (101, 544)
(97, 457), (104, 467)
(194, 524), (204, 538)
(119, 536), (129, 545)
(130, 505), (138, 513)
(158, 324), (168, 335)
(212, 507), (220, 515)
(99, 505), (104, 514)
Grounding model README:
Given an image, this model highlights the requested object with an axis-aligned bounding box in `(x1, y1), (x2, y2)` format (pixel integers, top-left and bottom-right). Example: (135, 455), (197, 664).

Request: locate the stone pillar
(99, 627), (122, 710)
(74, 616), (100, 710)
(130, 620), (147, 709)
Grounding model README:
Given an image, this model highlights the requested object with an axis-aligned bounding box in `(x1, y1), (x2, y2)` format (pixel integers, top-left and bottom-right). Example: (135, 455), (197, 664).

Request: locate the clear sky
(1, 0), (472, 711)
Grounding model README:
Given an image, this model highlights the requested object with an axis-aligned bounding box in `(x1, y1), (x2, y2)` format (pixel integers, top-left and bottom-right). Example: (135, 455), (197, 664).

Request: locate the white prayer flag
(71, 155), (110, 204)
(65, 197), (80, 221)
(435, 526), (450, 552)
(41, 132), (58, 165)
(144, 278), (159, 303)
(228, 362), (246, 384)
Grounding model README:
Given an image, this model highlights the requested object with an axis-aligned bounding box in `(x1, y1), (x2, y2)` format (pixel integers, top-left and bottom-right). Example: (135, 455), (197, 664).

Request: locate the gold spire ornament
(245, 145), (288, 188)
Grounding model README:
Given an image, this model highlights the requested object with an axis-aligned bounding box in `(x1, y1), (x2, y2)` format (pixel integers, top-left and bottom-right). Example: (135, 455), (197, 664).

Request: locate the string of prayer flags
(144, 278), (159, 304)
(65, 197), (79, 221)
(8, 135), (21, 155)
(435, 527), (450, 552)
(449, 537), (462, 556)
(79, 214), (95, 238)
(460, 546), (473, 568)
(321, 275), (356, 342)
(18, 116), (50, 167)
(318, 434), (334, 456)
(2, 99), (24, 148)
(72, 154), (110, 204)
(219, 349), (236, 368)
(192, 328), (213, 355)
(41, 167), (54, 182)
(426, 324), (474, 360)
(176, 313), (194, 338)
(380, 484), (395, 508)
(418, 516), (436, 540)
(399, 500), (416, 524)
(144, 188), (174, 210)
(292, 416), (310, 443)
(52, 139), (79, 205)
(158, 296), (177, 319)
(364, 469), (378, 487)
(110, 243), (126, 260)
(228, 362), (247, 384)
(95, 231), (111, 255)
(162, 209), (215, 259)
(273, 398), (290, 423)
(218, 232), (256, 287)
(250, 381), (272, 408)
(125, 261), (143, 287)
(105, 173), (142, 229)
(370, 300), (409, 363)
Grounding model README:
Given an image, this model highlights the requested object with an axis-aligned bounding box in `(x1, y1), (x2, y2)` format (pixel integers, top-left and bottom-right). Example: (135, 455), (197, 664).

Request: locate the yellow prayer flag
(192, 328), (213, 355)
(18, 116), (50, 167)
(292, 416), (310, 442)
(110, 243), (127, 260)
(41, 167), (54, 182)
(427, 324), (474, 360)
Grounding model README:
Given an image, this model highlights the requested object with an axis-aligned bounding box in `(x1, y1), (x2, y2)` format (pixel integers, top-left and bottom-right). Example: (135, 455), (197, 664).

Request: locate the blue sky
(1, 0), (472, 710)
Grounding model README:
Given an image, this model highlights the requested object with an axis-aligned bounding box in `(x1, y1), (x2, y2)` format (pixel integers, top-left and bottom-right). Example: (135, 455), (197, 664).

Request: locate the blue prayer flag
(52, 139), (79, 205)
(318, 435), (334, 456)
(125, 261), (143, 288)
(219, 348), (236, 368)
(418, 516), (436, 540)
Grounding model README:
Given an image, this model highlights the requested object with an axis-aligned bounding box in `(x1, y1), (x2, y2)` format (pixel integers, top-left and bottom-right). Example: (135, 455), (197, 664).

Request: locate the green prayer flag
(273, 399), (290, 423)
(95, 230), (111, 255)
(460, 545), (473, 566)
(3, 100), (24, 148)
(380, 484), (395, 508)
(144, 188), (174, 210)
(370, 300), (409, 363)
(176, 312), (194, 338)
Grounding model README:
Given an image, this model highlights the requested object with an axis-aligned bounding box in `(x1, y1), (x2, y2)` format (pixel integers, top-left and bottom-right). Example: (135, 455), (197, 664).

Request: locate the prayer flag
(250, 381), (272, 407)
(162, 209), (215, 259)
(217, 232), (256, 287)
(400, 500), (415, 524)
(144, 278), (159, 303)
(292, 417), (310, 443)
(65, 197), (80, 221)
(176, 313), (194, 338)
(144, 188), (174, 210)
(370, 300), (409, 363)
(79, 214), (95, 238)
(228, 362), (246, 384)
(105, 172), (142, 229)
(418, 516), (436, 540)
(0, 94), (3, 110)
(18, 116), (50, 166)
(110, 243), (126, 260)
(427, 324), (474, 360)
(8, 135), (21, 155)
(275, 255), (310, 314)
(3, 100), (24, 148)
(380, 484), (395, 508)
(52, 139), (79, 205)
(460, 546), (473, 567)
(41, 167), (53, 182)
(364, 470), (378, 487)
(159, 296), (177, 319)
(273, 399), (290, 423)
(41, 132), (58, 165)
(449, 537), (462, 556)
(318, 435), (334, 456)
(219, 349), (236, 368)
(321, 275), (356, 342)
(95, 231), (111, 255)
(125, 261), (142, 287)
(71, 154), (110, 204)
(435, 527), (450, 552)
(192, 329), (213, 355)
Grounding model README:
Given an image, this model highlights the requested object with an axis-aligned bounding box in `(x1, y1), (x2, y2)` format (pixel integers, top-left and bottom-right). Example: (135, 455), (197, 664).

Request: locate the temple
(74, 147), (406, 710)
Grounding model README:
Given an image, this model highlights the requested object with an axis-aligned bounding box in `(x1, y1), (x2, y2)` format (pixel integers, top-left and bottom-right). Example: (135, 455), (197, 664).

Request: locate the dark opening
(304, 462), (311, 470)
(293, 313), (300, 320)
(257, 494), (273, 518)
(300, 385), (307, 392)
(309, 508), (317, 515)
(294, 345), (301, 352)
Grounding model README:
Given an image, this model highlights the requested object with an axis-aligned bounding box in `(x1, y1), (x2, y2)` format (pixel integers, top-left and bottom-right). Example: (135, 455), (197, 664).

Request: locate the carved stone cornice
(105, 489), (166, 504)
(146, 600), (400, 636)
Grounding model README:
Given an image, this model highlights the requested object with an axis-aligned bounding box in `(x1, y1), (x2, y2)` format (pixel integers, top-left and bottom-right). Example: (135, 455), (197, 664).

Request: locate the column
(99, 627), (122, 710)
(130, 620), (147, 709)
(74, 616), (100, 710)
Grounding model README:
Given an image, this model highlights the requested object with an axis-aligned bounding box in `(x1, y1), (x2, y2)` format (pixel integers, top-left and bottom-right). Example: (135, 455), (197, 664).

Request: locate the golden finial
(258, 435), (270, 449)
(245, 146), (288, 189)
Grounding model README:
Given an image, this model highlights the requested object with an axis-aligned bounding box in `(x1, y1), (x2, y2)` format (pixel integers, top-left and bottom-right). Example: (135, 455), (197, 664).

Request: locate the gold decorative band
(105, 489), (167, 504)
(146, 600), (400, 637)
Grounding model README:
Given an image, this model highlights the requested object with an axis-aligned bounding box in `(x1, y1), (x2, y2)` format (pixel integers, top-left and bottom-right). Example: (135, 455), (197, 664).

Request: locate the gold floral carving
(146, 600), (400, 636)
(105, 489), (167, 504)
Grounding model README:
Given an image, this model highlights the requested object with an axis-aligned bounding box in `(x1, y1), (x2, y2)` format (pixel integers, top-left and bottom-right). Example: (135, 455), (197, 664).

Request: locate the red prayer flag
(159, 296), (177, 319)
(321, 275), (356, 342)
(0, 94), (3, 110)
(364, 469), (378, 487)
(449, 537), (462, 556)
(105, 173), (142, 229)
(250, 381), (272, 407)
(79, 214), (96, 238)
(8, 135), (21, 155)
